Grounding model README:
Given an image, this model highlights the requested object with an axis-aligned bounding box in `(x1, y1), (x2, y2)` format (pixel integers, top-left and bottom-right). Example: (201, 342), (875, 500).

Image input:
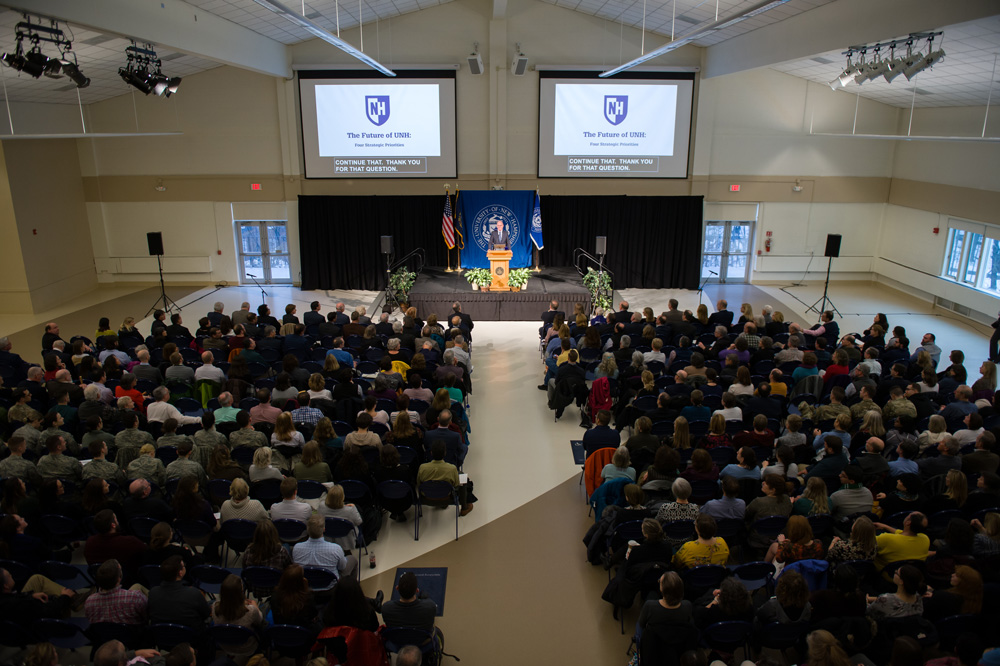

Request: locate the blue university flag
(530, 192), (544, 250)
(456, 190), (534, 269)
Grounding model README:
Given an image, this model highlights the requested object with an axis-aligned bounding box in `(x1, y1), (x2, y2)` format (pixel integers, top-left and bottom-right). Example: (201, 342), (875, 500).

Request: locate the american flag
(442, 192), (456, 249)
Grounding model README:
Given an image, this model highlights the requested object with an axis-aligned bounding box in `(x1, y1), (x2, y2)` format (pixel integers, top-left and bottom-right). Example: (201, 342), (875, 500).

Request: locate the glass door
(238, 221), (291, 284)
(701, 221), (753, 283)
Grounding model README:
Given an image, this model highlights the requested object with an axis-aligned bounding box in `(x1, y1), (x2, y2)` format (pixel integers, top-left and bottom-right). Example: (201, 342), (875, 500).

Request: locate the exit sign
(250, 183), (262, 191)
(730, 184), (740, 192)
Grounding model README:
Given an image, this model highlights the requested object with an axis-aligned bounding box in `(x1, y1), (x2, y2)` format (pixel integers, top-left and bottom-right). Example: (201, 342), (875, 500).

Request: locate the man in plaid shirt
(290, 392), (324, 427)
(84, 559), (147, 625)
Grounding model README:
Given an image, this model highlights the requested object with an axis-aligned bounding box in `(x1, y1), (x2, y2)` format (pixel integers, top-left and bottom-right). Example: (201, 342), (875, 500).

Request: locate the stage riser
(409, 291), (592, 321)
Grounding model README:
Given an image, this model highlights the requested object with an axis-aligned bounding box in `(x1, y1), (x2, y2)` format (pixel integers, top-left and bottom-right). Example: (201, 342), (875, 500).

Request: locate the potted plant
(508, 267), (532, 292)
(582, 267), (612, 310)
(389, 266), (417, 305)
(464, 268), (492, 291)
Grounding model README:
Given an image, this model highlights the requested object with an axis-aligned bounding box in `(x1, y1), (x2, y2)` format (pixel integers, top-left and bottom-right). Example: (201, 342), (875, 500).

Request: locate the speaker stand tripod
(144, 254), (179, 318)
(806, 256), (841, 318)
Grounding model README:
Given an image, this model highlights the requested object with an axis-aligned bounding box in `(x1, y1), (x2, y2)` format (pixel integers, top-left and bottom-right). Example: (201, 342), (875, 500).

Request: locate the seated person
(672, 514), (730, 570)
(416, 440), (476, 516)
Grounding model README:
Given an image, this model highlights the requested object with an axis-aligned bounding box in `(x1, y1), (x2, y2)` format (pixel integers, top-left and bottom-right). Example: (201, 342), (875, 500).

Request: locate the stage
(407, 267), (591, 321)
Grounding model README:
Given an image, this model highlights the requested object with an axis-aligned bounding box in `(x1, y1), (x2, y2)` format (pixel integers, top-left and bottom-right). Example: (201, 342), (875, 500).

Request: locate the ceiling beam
(703, 0), (1000, 79)
(9, 0), (291, 79)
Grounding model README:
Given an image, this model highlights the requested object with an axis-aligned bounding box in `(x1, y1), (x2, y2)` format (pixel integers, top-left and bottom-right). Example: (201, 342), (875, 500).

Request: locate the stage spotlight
(60, 60), (89, 88)
(151, 74), (182, 97)
(904, 48), (945, 80)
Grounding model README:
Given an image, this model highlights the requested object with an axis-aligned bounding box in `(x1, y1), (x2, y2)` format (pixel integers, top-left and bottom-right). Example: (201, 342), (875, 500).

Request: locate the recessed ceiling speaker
(511, 54), (528, 76)
(468, 52), (484, 76)
(824, 234), (842, 258)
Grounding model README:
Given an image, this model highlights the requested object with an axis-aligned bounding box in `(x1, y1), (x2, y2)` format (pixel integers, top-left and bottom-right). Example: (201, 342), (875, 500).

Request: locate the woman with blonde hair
(249, 447), (284, 482)
(926, 468), (968, 512)
(737, 303), (754, 328)
(805, 629), (851, 666)
(851, 410), (886, 452)
(293, 441), (332, 482)
(594, 352), (619, 380)
(972, 511), (1000, 556)
(696, 303), (709, 325)
(917, 414), (948, 452)
(386, 409), (422, 451)
(671, 416), (690, 450)
(307, 373), (333, 402)
(318, 484), (363, 552)
(704, 413), (731, 449)
(220, 478), (269, 523)
(827, 515), (877, 562)
(793, 476), (831, 516)
(322, 353), (341, 377)
(271, 412), (305, 449)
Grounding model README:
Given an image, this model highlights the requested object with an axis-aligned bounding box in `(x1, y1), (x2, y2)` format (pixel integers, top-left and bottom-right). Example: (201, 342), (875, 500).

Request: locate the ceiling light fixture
(251, 0), (395, 77)
(904, 34), (945, 81)
(829, 32), (942, 91)
(599, 0), (793, 78)
(1, 14), (89, 88)
(119, 42), (182, 97)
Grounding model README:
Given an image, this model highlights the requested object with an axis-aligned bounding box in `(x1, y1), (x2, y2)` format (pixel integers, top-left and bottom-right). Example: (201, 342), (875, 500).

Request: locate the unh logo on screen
(472, 205), (519, 251)
(604, 95), (628, 126)
(365, 95), (390, 126)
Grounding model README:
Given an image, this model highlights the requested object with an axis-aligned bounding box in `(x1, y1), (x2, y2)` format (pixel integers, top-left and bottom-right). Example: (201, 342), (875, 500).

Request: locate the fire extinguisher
(764, 230), (772, 253)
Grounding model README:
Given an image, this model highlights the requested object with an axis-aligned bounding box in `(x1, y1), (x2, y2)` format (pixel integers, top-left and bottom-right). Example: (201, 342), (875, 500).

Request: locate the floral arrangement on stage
(508, 268), (532, 291)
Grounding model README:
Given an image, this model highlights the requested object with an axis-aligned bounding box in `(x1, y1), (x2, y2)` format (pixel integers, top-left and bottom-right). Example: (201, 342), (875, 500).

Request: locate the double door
(238, 221), (291, 284)
(702, 221), (753, 283)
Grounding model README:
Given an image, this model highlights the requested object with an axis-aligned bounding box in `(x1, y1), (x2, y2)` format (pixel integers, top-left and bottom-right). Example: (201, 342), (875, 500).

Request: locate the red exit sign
(250, 183), (262, 191)
(729, 184), (740, 192)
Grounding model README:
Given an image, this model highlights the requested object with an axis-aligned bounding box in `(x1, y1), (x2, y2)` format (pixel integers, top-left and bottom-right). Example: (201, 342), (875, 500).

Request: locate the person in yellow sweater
(673, 514), (730, 570)
(872, 511), (930, 572)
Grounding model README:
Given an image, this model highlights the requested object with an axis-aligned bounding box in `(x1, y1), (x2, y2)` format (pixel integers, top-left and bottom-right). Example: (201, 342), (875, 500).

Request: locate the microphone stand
(247, 273), (267, 309)
(697, 270), (718, 308)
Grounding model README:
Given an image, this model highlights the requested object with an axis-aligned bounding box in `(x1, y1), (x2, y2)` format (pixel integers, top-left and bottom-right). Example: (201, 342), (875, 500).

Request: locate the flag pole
(444, 186), (454, 272)
(533, 187), (542, 273)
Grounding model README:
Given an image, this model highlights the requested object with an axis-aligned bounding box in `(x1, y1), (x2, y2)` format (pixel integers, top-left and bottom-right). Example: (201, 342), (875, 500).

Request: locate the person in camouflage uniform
(8, 388), (41, 424)
(82, 416), (117, 462)
(36, 434), (83, 483)
(14, 415), (44, 456)
(0, 436), (41, 486)
(82, 440), (127, 486)
(192, 412), (227, 468)
(164, 439), (207, 486)
(115, 412), (155, 468)
(40, 411), (80, 457)
(230, 411), (268, 450)
(157, 418), (194, 451)
(126, 444), (166, 488)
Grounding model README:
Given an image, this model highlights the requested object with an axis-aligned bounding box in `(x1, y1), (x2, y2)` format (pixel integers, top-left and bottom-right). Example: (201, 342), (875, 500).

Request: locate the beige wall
(1, 139), (96, 313)
(0, 0), (998, 315)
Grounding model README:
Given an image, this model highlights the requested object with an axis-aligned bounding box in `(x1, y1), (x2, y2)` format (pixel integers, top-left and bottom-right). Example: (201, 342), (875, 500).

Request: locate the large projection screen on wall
(299, 70), (457, 179)
(538, 71), (694, 178)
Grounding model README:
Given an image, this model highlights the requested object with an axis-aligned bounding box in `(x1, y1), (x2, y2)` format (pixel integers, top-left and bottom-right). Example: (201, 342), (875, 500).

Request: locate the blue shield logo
(604, 95), (628, 126)
(365, 95), (390, 126)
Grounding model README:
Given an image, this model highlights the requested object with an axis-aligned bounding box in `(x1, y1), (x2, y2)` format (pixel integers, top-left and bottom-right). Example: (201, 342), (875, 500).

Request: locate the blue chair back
(301, 566), (337, 590)
(324, 516), (360, 547)
(702, 620), (753, 653)
(380, 626), (438, 655)
(156, 446), (178, 466)
(396, 446), (418, 465)
(296, 479), (326, 499)
(267, 624), (316, 657)
(250, 478), (283, 507)
(340, 479), (371, 504)
(35, 618), (90, 649)
(753, 515), (789, 541)
(38, 561), (93, 589)
(191, 564), (232, 596)
(139, 564), (163, 588)
(681, 565), (729, 593)
(273, 518), (307, 543)
(207, 623), (257, 650)
(242, 565), (283, 594)
(759, 621), (809, 650)
(174, 519), (214, 542)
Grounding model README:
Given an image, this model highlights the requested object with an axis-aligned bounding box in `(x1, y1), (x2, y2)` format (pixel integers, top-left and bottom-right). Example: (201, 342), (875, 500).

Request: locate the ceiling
(0, 0), (997, 109)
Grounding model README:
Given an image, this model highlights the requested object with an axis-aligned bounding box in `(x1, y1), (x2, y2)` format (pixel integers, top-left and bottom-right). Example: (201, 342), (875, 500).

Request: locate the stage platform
(407, 266), (591, 321)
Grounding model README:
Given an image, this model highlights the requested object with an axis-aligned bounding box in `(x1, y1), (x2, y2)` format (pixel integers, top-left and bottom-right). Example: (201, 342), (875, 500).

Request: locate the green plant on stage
(464, 268), (492, 288)
(508, 267), (532, 289)
(582, 267), (612, 310)
(389, 266), (417, 300)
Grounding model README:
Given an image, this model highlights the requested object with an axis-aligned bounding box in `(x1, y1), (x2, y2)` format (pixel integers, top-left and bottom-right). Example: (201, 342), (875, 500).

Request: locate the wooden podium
(487, 250), (513, 291)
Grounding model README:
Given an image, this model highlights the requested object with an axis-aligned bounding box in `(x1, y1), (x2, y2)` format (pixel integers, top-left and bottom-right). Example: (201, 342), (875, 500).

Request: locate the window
(237, 221), (291, 284)
(941, 218), (1000, 297)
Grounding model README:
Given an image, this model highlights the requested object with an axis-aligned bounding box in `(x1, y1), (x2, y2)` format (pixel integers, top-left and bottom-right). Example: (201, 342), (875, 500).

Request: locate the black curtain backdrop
(298, 194), (703, 290)
(539, 195), (703, 290)
(299, 195), (450, 291)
